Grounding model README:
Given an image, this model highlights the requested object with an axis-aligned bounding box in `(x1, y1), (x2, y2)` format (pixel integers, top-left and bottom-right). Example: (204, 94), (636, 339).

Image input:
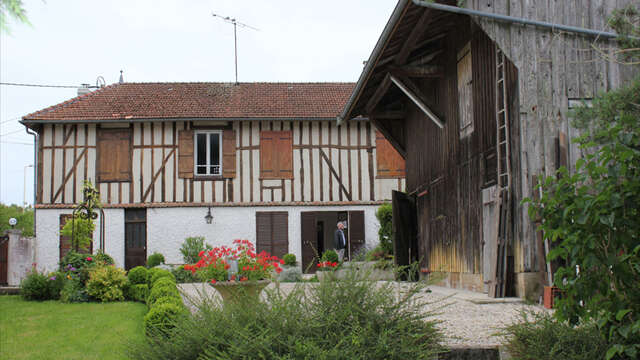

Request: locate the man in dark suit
(334, 222), (347, 262)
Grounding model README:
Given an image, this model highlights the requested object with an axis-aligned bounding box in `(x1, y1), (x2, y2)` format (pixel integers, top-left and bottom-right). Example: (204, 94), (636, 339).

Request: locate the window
(260, 131), (293, 179)
(457, 42), (473, 138)
(97, 128), (132, 182)
(194, 130), (222, 176)
(375, 131), (405, 178)
(256, 212), (289, 258)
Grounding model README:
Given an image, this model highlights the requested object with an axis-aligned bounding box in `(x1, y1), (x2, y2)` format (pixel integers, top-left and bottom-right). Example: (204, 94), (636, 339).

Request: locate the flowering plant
(316, 261), (339, 272)
(184, 239), (283, 284)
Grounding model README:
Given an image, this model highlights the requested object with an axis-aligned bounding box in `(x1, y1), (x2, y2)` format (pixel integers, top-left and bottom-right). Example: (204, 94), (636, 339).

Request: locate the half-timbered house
(21, 82), (405, 271)
(339, 0), (638, 298)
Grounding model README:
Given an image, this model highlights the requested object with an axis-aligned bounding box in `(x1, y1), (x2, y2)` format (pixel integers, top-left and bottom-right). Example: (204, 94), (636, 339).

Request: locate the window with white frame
(194, 130), (222, 176)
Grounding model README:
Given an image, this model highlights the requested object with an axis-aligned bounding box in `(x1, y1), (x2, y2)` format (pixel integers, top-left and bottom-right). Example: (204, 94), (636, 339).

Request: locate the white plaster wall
(96, 208), (125, 268)
(147, 205), (381, 265)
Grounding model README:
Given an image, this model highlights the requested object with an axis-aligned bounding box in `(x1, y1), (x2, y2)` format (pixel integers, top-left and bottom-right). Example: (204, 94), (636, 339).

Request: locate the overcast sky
(0, 0), (396, 206)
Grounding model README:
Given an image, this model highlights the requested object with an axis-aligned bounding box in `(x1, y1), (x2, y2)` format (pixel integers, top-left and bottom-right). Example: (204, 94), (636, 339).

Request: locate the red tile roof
(23, 82), (355, 122)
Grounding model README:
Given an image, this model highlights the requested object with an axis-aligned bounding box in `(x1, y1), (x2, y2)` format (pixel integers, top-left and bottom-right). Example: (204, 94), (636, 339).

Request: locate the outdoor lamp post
(205, 207), (213, 224)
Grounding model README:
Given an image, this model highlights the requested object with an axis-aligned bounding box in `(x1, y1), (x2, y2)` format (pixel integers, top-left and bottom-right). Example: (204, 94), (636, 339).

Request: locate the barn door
(301, 212), (317, 273)
(256, 212), (289, 258)
(482, 186), (499, 293)
(348, 211), (365, 260)
(60, 214), (93, 261)
(392, 191), (418, 271)
(125, 209), (146, 270)
(0, 235), (8, 285)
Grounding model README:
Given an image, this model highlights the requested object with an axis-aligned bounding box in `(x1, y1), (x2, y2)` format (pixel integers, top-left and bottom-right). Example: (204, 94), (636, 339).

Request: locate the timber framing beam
(365, 74), (392, 113)
(394, 8), (434, 66)
(389, 75), (444, 129)
(389, 65), (444, 78)
(370, 116), (406, 158)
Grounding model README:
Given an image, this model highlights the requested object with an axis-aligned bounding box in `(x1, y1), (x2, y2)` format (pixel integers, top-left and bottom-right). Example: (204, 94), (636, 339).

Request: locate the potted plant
(184, 239), (283, 304)
(316, 250), (340, 281)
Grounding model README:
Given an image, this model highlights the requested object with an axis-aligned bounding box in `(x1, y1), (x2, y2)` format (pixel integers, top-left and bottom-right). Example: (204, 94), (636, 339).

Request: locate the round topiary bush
(150, 269), (175, 287)
(93, 251), (115, 266)
(153, 295), (184, 308)
(86, 266), (129, 302)
(147, 284), (180, 307)
(321, 250), (339, 264)
(126, 283), (149, 303)
(128, 266), (148, 285)
(20, 271), (51, 301)
(143, 303), (187, 337)
(153, 276), (176, 289)
(282, 253), (297, 266)
(146, 252), (165, 268)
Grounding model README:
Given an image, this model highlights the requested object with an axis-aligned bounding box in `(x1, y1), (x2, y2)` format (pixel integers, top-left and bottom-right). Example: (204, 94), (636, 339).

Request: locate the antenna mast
(212, 13), (259, 84)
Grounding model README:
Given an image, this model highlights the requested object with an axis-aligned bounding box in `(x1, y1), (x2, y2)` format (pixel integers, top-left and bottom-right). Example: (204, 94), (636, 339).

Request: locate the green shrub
(59, 251), (97, 284)
(282, 253), (296, 266)
(147, 284), (180, 307)
(129, 266), (445, 359)
(126, 284), (149, 303)
(128, 266), (148, 285)
(153, 277), (176, 289)
(146, 253), (165, 268)
(376, 203), (393, 254)
(46, 271), (65, 299)
(502, 311), (608, 360)
(149, 269), (175, 287)
(20, 269), (55, 301)
(93, 250), (115, 266)
(86, 266), (129, 302)
(143, 303), (187, 337)
(171, 265), (198, 283)
(60, 216), (95, 251)
(180, 236), (212, 264)
(154, 296), (184, 308)
(60, 280), (89, 303)
(321, 249), (338, 263)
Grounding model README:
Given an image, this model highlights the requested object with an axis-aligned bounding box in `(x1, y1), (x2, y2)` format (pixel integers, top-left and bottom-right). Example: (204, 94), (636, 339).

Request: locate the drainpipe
(412, 0), (638, 40)
(25, 126), (38, 266)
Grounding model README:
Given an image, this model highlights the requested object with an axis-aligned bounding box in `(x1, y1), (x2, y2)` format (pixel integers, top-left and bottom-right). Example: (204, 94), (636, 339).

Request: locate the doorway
(301, 210), (365, 273)
(125, 209), (147, 270)
(0, 235), (8, 285)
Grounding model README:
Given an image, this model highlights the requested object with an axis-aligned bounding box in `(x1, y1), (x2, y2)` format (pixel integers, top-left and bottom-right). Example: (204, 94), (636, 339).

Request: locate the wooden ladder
(489, 46), (512, 298)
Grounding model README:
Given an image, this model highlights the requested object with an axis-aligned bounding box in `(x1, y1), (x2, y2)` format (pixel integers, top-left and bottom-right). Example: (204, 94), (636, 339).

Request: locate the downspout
(25, 126), (38, 266)
(412, 0), (638, 40)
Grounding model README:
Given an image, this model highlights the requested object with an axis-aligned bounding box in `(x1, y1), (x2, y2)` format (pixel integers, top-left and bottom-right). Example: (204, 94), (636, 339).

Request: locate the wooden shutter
(255, 212), (289, 258)
(222, 130), (236, 178)
(178, 130), (194, 179)
(97, 128), (132, 182)
(300, 212), (317, 273)
(348, 211), (365, 257)
(375, 131), (405, 178)
(60, 214), (92, 261)
(260, 131), (293, 179)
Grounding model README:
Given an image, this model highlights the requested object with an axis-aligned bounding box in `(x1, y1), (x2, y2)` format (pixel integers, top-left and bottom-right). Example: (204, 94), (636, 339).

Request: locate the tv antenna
(212, 12), (259, 84)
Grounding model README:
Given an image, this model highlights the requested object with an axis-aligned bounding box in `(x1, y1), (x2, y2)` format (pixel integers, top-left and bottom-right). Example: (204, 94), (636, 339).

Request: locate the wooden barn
(339, 0), (638, 298)
(21, 82), (406, 272)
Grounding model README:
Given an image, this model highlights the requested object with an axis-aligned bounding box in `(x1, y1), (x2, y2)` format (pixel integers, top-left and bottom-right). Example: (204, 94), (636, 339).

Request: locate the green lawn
(0, 296), (147, 360)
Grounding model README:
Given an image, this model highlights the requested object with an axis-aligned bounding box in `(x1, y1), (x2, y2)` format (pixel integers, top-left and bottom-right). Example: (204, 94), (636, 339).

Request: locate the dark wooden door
(392, 190), (418, 269)
(348, 211), (365, 260)
(256, 212), (289, 259)
(125, 209), (146, 270)
(301, 212), (317, 273)
(0, 236), (8, 285)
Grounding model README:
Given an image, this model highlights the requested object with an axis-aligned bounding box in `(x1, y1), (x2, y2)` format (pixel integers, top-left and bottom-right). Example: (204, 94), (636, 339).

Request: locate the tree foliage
(0, 203), (34, 236)
(375, 203), (393, 254)
(0, 0), (29, 33)
(527, 77), (640, 359)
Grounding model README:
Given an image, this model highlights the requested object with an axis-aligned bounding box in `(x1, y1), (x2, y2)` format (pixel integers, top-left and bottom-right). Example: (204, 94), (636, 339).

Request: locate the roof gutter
(412, 0), (637, 40)
(337, 0), (410, 125)
(20, 116), (365, 126)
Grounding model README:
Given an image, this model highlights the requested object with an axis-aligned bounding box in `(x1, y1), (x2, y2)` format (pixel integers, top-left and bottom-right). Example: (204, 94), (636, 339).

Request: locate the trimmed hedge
(142, 268), (186, 338)
(153, 277), (176, 289)
(147, 284), (180, 307)
(147, 268), (175, 287)
(143, 303), (187, 337)
(126, 284), (149, 303)
(128, 266), (148, 285)
(146, 253), (165, 268)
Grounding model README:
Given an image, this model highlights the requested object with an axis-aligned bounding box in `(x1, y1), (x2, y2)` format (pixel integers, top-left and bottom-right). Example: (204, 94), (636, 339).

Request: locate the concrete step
(0, 287), (20, 295)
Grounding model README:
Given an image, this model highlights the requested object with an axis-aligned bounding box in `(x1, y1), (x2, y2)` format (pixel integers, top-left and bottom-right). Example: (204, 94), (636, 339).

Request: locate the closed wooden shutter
(348, 211), (365, 256)
(178, 130), (194, 179)
(255, 211), (289, 258)
(260, 131), (293, 179)
(376, 131), (405, 178)
(300, 212), (317, 273)
(60, 214), (93, 261)
(222, 130), (236, 178)
(97, 128), (132, 182)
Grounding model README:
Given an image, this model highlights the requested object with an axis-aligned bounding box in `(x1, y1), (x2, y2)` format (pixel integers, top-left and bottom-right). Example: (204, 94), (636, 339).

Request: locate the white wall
(6, 230), (35, 286)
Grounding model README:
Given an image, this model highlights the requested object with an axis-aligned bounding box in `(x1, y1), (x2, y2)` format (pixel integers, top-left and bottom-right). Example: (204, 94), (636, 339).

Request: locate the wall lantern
(205, 207), (213, 224)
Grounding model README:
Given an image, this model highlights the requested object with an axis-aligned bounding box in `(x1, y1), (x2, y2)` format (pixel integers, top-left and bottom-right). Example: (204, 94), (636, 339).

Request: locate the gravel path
(178, 282), (548, 348)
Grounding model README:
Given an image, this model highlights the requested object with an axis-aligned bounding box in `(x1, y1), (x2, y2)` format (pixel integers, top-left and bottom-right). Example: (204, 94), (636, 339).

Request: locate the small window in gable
(375, 131), (405, 178)
(457, 42), (473, 138)
(194, 130), (222, 176)
(97, 128), (132, 182)
(260, 131), (293, 179)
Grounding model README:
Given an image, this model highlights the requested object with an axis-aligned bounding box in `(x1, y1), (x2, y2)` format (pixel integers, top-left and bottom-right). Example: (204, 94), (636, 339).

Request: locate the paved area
(178, 282), (547, 347)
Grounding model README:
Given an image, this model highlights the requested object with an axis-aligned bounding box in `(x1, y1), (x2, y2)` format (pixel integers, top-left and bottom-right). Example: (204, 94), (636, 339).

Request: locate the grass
(0, 295), (147, 360)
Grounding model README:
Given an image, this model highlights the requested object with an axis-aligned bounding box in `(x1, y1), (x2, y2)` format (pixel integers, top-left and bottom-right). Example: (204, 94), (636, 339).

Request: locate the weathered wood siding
(37, 120), (404, 206)
(468, 0), (639, 273)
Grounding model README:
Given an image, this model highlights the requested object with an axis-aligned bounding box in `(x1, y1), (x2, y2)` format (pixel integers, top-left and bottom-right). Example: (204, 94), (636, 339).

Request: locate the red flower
(224, 264), (230, 270)
(231, 274), (236, 281)
(240, 276), (248, 281)
(317, 263), (322, 268)
(210, 279), (217, 284)
(86, 257), (92, 261)
(279, 259), (285, 265)
(198, 250), (205, 257)
(275, 268), (282, 274)
(332, 262), (337, 267)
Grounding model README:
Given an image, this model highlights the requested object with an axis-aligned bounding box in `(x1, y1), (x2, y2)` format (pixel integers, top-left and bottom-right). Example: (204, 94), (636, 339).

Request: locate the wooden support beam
(394, 8), (434, 65)
(370, 116), (406, 158)
(407, 49), (443, 67)
(319, 149), (352, 201)
(389, 75), (444, 129)
(370, 110), (406, 120)
(365, 73), (392, 113)
(389, 65), (444, 78)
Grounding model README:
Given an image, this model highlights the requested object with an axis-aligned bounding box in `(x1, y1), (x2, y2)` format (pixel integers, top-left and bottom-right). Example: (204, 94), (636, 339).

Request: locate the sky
(0, 0), (397, 206)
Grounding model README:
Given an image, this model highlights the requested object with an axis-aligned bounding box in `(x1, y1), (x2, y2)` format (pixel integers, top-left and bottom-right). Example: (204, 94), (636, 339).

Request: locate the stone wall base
(425, 271), (546, 301)
(514, 271), (546, 302)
